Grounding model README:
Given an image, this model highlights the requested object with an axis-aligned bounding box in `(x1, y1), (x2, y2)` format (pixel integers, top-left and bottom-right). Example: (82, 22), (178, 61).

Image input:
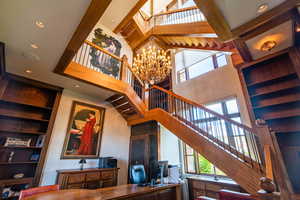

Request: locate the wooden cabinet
(56, 168), (119, 189)
(188, 177), (245, 199)
(129, 121), (159, 182)
(0, 72), (62, 199)
(237, 49), (300, 193)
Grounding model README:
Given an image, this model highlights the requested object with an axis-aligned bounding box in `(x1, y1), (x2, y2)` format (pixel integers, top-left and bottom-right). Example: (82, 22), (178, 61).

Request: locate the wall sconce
(260, 41), (277, 52)
(79, 158), (87, 170)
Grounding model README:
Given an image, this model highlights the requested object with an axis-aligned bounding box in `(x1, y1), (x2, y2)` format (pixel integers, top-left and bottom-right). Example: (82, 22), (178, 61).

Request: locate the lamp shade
(79, 158), (87, 164)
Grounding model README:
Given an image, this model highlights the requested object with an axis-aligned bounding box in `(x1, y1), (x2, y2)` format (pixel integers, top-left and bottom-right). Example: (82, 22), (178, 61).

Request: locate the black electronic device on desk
(99, 157), (117, 168)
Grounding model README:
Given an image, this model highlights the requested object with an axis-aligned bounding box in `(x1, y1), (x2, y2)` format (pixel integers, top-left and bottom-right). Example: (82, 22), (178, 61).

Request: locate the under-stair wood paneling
(64, 62), (146, 117)
(127, 108), (263, 194)
(238, 48), (300, 194)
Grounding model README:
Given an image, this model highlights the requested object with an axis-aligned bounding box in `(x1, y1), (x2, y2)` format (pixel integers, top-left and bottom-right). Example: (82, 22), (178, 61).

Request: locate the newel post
(120, 55), (128, 82)
(255, 119), (293, 200)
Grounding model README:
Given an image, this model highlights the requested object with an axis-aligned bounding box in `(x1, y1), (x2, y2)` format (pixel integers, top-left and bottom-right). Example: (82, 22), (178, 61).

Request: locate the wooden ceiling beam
(54, 0), (112, 74)
(232, 0), (297, 38)
(193, 0), (233, 42)
(113, 0), (148, 34)
(233, 39), (253, 63)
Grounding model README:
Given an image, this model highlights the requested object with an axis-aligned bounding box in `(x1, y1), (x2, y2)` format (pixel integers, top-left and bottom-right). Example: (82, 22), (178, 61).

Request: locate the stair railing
(153, 6), (205, 26)
(72, 40), (145, 99)
(148, 85), (263, 171)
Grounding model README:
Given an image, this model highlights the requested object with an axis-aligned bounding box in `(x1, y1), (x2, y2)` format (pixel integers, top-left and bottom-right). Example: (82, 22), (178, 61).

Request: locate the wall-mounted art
(61, 101), (105, 159)
(90, 28), (122, 79)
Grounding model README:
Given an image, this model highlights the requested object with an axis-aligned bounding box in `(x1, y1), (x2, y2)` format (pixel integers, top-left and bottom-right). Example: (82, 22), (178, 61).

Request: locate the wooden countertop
(24, 184), (180, 200)
(56, 168), (119, 174)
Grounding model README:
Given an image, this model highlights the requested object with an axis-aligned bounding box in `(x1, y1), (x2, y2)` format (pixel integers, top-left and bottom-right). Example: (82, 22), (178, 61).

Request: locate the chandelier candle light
(132, 46), (172, 85)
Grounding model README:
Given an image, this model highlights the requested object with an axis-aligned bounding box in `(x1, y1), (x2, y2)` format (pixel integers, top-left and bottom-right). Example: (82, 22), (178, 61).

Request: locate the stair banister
(148, 85), (264, 171)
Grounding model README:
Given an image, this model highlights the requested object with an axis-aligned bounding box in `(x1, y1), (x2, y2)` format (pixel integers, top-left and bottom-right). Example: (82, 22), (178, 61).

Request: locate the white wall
(40, 89), (131, 185)
(159, 125), (181, 166)
(172, 56), (251, 126)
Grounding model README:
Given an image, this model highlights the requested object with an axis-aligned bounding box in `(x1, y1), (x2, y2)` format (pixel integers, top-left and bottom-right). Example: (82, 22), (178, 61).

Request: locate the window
(175, 50), (228, 83)
(182, 98), (241, 177)
(183, 143), (226, 176)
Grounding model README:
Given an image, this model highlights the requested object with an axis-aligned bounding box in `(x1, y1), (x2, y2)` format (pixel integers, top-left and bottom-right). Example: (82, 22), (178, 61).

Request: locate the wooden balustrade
(72, 40), (144, 99)
(148, 85), (263, 171)
(153, 6), (205, 26)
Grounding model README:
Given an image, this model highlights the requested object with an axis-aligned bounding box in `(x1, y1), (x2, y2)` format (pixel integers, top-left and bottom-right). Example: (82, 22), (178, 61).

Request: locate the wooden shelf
(0, 99), (52, 111)
(246, 73), (297, 88)
(0, 162), (38, 165)
(0, 128), (46, 135)
(0, 113), (49, 122)
(0, 146), (42, 150)
(0, 177), (34, 185)
(250, 82), (300, 98)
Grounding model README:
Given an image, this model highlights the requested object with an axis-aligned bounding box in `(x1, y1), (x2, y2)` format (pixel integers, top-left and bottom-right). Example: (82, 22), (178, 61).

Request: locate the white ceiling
(214, 0), (286, 29)
(99, 0), (140, 30)
(0, 0), (138, 100)
(245, 20), (293, 60)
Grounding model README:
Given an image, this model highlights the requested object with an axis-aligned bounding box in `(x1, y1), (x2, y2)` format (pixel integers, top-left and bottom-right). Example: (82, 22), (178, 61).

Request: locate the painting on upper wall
(90, 28), (122, 79)
(61, 101), (105, 159)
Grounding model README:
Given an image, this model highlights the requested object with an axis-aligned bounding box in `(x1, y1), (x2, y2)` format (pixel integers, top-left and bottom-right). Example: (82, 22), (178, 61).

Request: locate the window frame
(176, 52), (228, 83)
(182, 97), (241, 177)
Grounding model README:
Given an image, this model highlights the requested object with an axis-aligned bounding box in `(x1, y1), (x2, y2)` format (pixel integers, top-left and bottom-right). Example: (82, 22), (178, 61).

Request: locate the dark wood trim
(0, 78), (8, 99)
(288, 46), (300, 78)
(113, 0), (148, 34)
(236, 48), (289, 70)
(232, 0), (297, 38)
(233, 39), (253, 62)
(193, 0), (233, 42)
(33, 90), (62, 186)
(240, 11), (295, 41)
(0, 42), (6, 78)
(54, 0), (112, 74)
(6, 73), (63, 92)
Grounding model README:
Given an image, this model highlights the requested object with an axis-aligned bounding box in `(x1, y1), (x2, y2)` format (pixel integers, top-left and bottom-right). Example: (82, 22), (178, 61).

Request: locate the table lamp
(79, 158), (87, 170)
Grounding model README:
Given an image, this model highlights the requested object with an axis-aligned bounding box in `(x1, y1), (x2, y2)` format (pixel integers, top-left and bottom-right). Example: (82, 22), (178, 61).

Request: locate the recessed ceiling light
(30, 44), (38, 49)
(35, 21), (45, 29)
(257, 3), (269, 13)
(25, 69), (32, 74)
(260, 40), (277, 52)
(74, 84), (80, 88)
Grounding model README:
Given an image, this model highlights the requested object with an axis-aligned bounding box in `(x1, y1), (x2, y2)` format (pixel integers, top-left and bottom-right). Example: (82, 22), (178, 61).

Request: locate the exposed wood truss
(54, 0), (112, 74)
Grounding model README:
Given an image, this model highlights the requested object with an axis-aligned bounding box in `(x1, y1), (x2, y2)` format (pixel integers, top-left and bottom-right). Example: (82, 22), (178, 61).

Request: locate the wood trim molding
(232, 0), (297, 38)
(233, 39), (253, 62)
(54, 0), (112, 74)
(0, 42), (6, 78)
(113, 0), (148, 34)
(193, 0), (233, 42)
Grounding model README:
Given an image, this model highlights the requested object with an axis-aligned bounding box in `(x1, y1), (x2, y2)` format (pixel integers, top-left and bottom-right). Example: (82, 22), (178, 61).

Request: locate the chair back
(19, 185), (59, 200)
(219, 189), (254, 200)
(130, 164), (147, 184)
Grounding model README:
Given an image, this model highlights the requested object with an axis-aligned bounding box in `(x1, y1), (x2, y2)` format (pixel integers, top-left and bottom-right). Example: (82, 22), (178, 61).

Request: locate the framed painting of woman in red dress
(61, 101), (105, 159)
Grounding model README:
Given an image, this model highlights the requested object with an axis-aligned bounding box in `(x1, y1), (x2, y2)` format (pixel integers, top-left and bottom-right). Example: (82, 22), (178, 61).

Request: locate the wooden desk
(24, 184), (181, 200)
(56, 168), (119, 189)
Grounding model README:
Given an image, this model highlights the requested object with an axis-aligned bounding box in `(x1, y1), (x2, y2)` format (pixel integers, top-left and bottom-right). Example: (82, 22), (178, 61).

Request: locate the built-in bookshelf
(0, 74), (62, 199)
(238, 49), (300, 193)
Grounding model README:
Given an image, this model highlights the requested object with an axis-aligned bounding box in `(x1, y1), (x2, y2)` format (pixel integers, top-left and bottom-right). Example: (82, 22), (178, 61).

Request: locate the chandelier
(132, 46), (172, 85)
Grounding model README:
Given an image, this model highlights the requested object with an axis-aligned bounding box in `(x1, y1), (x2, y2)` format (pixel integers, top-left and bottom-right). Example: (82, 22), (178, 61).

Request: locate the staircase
(63, 39), (272, 196)
(108, 85), (265, 194)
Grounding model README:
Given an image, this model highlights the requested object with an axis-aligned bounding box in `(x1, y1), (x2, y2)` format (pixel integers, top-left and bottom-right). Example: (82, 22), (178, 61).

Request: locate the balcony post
(120, 55), (128, 82)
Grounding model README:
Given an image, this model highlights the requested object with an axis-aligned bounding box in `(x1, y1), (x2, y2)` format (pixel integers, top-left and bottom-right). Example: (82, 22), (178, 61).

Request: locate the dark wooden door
(129, 135), (150, 181)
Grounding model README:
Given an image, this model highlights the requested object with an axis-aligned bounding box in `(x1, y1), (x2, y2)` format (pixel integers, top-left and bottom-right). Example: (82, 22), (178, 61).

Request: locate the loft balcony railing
(153, 6), (205, 26)
(134, 6), (205, 33)
(72, 40), (144, 99)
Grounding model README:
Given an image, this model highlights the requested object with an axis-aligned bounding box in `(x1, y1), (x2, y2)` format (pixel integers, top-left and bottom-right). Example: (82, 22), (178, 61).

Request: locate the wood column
(289, 46), (300, 78)
(120, 55), (128, 82)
